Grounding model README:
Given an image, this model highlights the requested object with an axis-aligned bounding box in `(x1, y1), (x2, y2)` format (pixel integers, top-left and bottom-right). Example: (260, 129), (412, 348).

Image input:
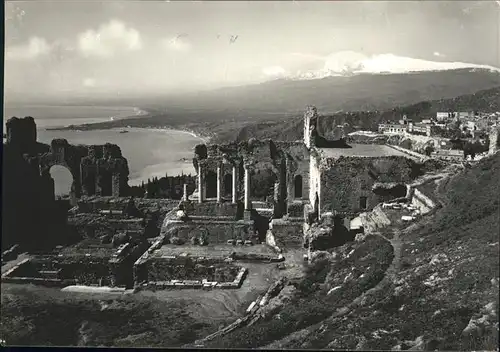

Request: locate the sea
(3, 105), (202, 195)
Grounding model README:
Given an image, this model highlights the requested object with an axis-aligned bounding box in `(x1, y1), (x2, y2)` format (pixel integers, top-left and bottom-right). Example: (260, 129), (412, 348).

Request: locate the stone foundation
(2, 239), (148, 289)
(141, 266), (247, 290)
(183, 201), (240, 219)
(134, 252), (248, 290)
(162, 219), (255, 245)
(268, 218), (304, 249)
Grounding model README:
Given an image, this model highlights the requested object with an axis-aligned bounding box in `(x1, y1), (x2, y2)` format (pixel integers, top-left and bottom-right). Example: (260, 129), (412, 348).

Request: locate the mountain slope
(48, 70), (500, 142)
(162, 68), (500, 114)
(209, 86), (500, 143)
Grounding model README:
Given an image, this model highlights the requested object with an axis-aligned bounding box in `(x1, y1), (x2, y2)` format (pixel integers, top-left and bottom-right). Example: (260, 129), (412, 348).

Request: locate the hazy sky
(4, 1), (500, 100)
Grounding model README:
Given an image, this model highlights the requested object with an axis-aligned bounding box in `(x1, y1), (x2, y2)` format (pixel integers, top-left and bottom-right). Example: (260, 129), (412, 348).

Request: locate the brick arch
(39, 139), (84, 203)
(39, 139), (130, 204)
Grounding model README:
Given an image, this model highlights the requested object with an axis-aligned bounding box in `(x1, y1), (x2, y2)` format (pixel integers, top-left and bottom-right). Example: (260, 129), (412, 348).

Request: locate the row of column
(197, 164), (247, 207)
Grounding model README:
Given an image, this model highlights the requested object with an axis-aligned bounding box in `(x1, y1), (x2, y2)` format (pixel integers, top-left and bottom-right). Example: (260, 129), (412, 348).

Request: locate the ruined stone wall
(319, 156), (415, 214)
(316, 115), (350, 140)
(269, 219), (304, 248)
(58, 257), (114, 286)
(197, 139), (286, 201)
(287, 202), (306, 218)
(109, 242), (150, 287)
(68, 215), (145, 239)
(3, 117), (133, 252)
(3, 139), (59, 250)
(4, 255), (115, 287)
(142, 257), (240, 283)
(162, 220), (254, 244)
(80, 143), (130, 197)
(5, 116), (38, 152)
(1, 257), (73, 286)
(277, 141), (310, 202)
(186, 202), (239, 218)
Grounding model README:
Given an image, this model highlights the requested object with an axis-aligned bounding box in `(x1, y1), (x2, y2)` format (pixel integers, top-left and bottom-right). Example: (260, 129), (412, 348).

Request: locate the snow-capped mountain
(289, 51), (500, 80)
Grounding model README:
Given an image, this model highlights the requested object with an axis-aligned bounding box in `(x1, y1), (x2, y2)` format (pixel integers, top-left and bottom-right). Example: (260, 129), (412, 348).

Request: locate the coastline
(45, 107), (213, 144)
(141, 126), (211, 144)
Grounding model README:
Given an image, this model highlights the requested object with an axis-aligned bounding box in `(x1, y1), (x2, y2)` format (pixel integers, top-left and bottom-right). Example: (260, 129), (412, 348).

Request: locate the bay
(4, 105), (202, 195)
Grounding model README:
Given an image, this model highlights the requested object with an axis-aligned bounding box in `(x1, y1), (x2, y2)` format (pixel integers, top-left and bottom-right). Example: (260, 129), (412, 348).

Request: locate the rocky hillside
(205, 153), (500, 350)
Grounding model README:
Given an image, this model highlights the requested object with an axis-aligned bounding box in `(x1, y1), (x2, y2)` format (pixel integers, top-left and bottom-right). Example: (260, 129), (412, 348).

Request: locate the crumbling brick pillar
(232, 165), (238, 204)
(217, 163), (223, 203)
(198, 165), (205, 203)
(244, 165), (251, 210)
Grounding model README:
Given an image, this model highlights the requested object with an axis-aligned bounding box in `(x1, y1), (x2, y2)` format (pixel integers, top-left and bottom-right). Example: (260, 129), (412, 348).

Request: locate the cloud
(262, 66), (288, 78)
(78, 20), (142, 58)
(163, 35), (192, 52)
(5, 37), (52, 61)
(289, 52), (325, 61)
(82, 78), (97, 87)
(433, 51), (445, 58)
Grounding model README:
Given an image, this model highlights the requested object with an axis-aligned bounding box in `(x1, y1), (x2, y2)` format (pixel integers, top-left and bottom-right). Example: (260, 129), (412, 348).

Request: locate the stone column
(244, 165), (251, 210)
(198, 165), (205, 203)
(273, 181), (281, 217)
(182, 184), (188, 201)
(274, 181), (280, 203)
(216, 164), (223, 203)
(232, 165), (238, 203)
(112, 173), (120, 197)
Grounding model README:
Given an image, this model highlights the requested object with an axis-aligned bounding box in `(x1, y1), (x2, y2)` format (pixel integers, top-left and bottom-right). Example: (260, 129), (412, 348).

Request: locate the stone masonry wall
(269, 219), (304, 249)
(187, 202), (239, 218)
(144, 258), (240, 283)
(320, 156), (415, 214)
(163, 220), (254, 244)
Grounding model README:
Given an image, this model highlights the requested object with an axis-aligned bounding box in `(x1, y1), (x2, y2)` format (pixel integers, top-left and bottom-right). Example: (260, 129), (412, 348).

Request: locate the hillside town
(377, 110), (499, 162)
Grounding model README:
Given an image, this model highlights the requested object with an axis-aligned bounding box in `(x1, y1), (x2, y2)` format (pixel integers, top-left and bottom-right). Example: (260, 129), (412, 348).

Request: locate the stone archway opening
(49, 165), (73, 199)
(250, 169), (277, 202)
(206, 170), (217, 199)
(294, 175), (303, 199)
(224, 173), (232, 198)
